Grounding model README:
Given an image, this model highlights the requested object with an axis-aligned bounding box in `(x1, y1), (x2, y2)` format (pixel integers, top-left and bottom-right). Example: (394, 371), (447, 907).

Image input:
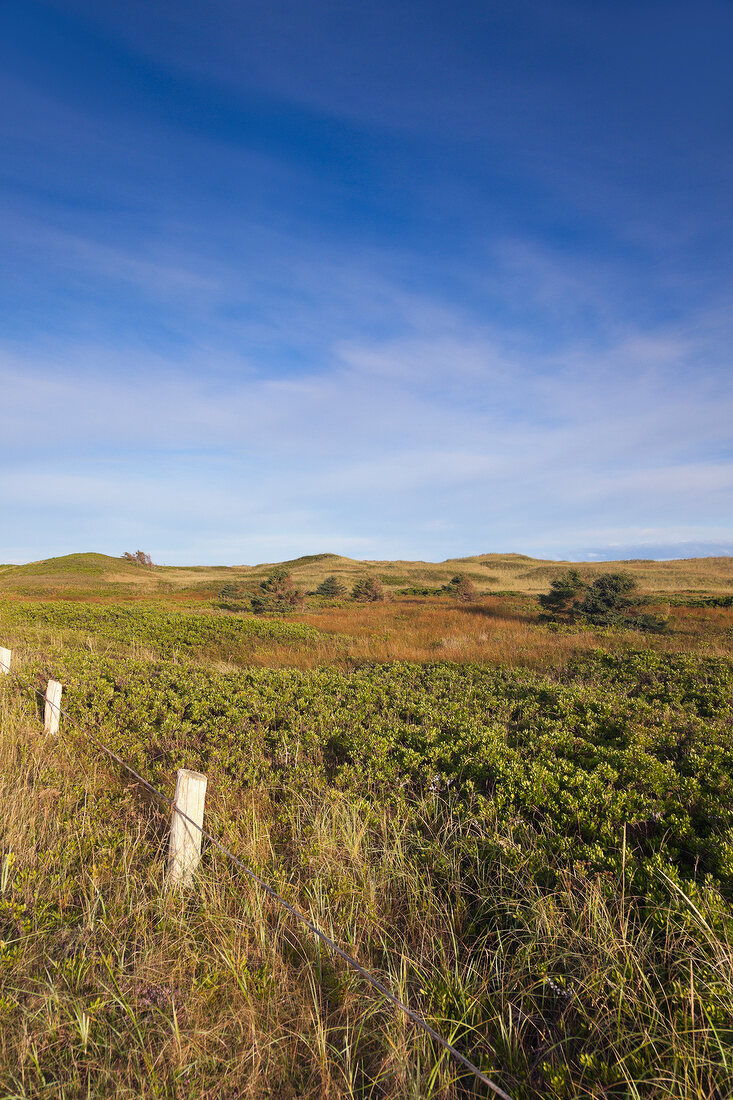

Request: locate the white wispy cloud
(3, 269), (732, 563)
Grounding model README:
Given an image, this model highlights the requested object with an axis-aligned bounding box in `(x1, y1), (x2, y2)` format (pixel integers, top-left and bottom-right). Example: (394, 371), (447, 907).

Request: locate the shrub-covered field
(2, 597), (733, 1098)
(2, 601), (320, 650)
(26, 648), (733, 902)
(1, 602), (322, 663)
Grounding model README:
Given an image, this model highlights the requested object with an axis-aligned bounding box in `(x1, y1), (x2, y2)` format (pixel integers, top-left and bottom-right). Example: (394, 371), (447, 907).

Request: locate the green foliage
(578, 571), (636, 617)
(0, 602), (318, 660)
(578, 573), (669, 632)
(540, 570), (668, 632)
(350, 576), (384, 602)
(626, 611), (669, 633)
(18, 645), (733, 905)
(4, 610), (733, 1097)
(218, 582), (241, 601)
(396, 577), (481, 597)
(315, 575), (347, 598)
(215, 581), (253, 612)
(663, 594), (733, 608)
(251, 569), (305, 613)
(538, 568), (587, 615)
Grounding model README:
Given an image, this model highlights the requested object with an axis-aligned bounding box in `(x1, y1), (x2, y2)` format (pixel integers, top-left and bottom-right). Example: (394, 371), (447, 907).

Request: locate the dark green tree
(538, 569), (587, 616)
(351, 576), (385, 602)
(215, 581), (252, 612)
(315, 575), (347, 598)
(251, 569), (305, 612)
(541, 570), (666, 631)
(579, 572), (636, 619)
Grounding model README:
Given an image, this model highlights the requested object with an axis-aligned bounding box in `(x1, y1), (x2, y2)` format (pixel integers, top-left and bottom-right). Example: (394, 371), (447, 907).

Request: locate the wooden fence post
(0, 648), (10, 675)
(167, 769), (208, 887)
(44, 679), (63, 735)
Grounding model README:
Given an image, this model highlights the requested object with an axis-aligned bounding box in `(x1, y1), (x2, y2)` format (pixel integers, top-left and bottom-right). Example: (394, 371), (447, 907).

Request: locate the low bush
(0, 601), (319, 660)
(315, 575), (347, 598)
(251, 570), (305, 613)
(541, 571), (668, 632)
(351, 576), (385, 602)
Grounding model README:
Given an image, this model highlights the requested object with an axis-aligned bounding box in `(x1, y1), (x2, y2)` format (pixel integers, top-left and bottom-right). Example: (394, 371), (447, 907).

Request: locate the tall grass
(295, 598), (733, 669)
(2, 650), (733, 1099)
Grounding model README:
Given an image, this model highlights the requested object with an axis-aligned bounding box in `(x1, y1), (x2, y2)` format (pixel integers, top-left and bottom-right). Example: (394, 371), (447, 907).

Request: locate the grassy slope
(1, 551), (732, 600)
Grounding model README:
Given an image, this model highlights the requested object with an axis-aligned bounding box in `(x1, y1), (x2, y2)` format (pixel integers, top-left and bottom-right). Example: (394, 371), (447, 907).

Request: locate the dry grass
(287, 598), (733, 670)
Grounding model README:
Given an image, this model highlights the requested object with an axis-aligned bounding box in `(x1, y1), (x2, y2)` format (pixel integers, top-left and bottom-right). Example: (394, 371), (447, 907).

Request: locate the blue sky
(2, 0), (732, 564)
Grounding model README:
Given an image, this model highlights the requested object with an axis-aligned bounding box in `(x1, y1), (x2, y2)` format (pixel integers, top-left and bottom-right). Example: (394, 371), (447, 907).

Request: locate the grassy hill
(0, 550), (731, 600)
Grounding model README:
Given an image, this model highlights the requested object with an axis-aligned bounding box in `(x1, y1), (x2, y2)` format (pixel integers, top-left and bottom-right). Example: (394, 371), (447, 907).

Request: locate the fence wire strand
(4, 659), (514, 1100)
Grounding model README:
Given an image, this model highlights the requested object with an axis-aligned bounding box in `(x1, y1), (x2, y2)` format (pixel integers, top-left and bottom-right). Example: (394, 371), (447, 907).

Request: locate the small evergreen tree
(577, 572), (636, 624)
(251, 569), (305, 612)
(315, 575), (347, 598)
(539, 569), (666, 632)
(578, 572), (636, 618)
(538, 569), (586, 616)
(351, 576), (384, 602)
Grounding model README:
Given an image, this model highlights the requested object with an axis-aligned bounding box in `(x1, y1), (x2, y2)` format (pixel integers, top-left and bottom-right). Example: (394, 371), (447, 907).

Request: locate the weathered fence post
(44, 679), (63, 735)
(167, 769), (208, 887)
(0, 648), (11, 675)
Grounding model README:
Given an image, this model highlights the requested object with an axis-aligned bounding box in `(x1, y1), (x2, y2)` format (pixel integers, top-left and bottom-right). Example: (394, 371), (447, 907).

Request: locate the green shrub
(16, 648), (733, 901)
(251, 569), (305, 613)
(351, 576), (384, 602)
(218, 582), (241, 601)
(579, 571), (636, 617)
(315, 575), (347, 598)
(540, 571), (667, 632)
(0, 602), (319, 658)
(538, 569), (586, 616)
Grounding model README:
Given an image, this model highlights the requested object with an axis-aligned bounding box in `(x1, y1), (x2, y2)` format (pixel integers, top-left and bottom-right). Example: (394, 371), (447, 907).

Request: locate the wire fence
(1, 649), (515, 1100)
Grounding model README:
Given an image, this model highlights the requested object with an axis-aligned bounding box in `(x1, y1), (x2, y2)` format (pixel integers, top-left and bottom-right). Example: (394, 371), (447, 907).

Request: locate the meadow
(2, 553), (733, 1098)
